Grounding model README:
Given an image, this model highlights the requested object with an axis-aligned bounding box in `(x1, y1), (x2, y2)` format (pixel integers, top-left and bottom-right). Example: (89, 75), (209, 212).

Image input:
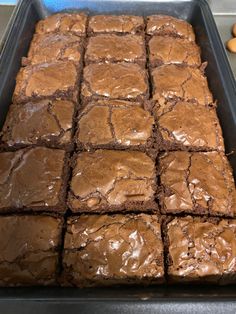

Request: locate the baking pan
(0, 0), (236, 313)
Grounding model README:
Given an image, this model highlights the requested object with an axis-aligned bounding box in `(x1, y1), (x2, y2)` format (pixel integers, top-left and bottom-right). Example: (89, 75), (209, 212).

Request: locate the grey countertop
(0, 3), (235, 78)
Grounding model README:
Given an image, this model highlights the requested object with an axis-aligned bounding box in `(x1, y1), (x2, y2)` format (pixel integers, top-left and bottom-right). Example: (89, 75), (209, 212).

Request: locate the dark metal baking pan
(0, 0), (236, 313)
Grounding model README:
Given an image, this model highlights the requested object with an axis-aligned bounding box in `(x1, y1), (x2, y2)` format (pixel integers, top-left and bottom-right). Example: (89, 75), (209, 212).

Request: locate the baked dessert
(0, 147), (69, 213)
(35, 13), (87, 35)
(13, 61), (78, 104)
(148, 35), (201, 67)
(0, 215), (63, 286)
(146, 15), (195, 41)
(85, 34), (146, 65)
(88, 15), (144, 34)
(159, 151), (236, 217)
(68, 149), (157, 213)
(62, 214), (164, 287)
(151, 64), (213, 106)
(153, 100), (224, 151)
(76, 100), (155, 150)
(165, 216), (236, 284)
(22, 33), (84, 66)
(81, 62), (148, 102)
(1, 99), (75, 150)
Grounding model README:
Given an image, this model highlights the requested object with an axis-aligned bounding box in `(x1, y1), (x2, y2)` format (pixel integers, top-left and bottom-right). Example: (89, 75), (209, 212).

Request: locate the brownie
(88, 15), (144, 34)
(165, 216), (236, 284)
(13, 61), (78, 104)
(76, 100), (155, 150)
(0, 215), (62, 286)
(0, 147), (69, 213)
(22, 33), (84, 66)
(1, 99), (75, 150)
(81, 63), (149, 102)
(62, 214), (164, 287)
(68, 150), (157, 213)
(159, 151), (236, 217)
(85, 34), (146, 65)
(35, 13), (87, 35)
(148, 36), (201, 67)
(154, 100), (224, 151)
(151, 64), (213, 106)
(146, 15), (195, 41)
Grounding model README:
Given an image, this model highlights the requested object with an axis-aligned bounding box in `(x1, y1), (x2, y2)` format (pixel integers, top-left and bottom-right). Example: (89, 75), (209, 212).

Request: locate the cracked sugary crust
(159, 151), (236, 217)
(84, 33), (146, 66)
(62, 214), (164, 287)
(67, 150), (158, 213)
(0, 100), (76, 151)
(163, 216), (236, 285)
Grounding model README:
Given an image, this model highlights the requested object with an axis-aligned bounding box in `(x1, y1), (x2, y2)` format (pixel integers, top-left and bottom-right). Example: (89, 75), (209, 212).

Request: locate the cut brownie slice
(0, 147), (69, 213)
(35, 13), (87, 35)
(22, 33), (84, 66)
(1, 99), (75, 150)
(153, 100), (224, 151)
(159, 151), (236, 217)
(165, 216), (236, 284)
(0, 215), (63, 286)
(146, 15), (195, 41)
(13, 61), (78, 104)
(76, 100), (155, 150)
(88, 15), (144, 34)
(62, 214), (164, 287)
(85, 34), (146, 65)
(68, 150), (157, 213)
(148, 36), (201, 67)
(81, 63), (148, 102)
(151, 64), (213, 106)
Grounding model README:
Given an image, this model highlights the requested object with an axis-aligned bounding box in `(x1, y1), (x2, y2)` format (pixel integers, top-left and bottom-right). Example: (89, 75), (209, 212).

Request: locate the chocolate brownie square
(68, 150), (158, 213)
(81, 63), (149, 102)
(1, 99), (75, 151)
(148, 36), (201, 67)
(13, 61), (79, 104)
(0, 215), (63, 286)
(35, 13), (87, 36)
(146, 15), (195, 41)
(88, 15), (144, 34)
(0, 147), (69, 213)
(165, 216), (236, 284)
(153, 100), (224, 151)
(22, 33), (84, 66)
(62, 214), (164, 287)
(76, 100), (155, 150)
(159, 151), (236, 217)
(85, 34), (146, 65)
(151, 64), (213, 106)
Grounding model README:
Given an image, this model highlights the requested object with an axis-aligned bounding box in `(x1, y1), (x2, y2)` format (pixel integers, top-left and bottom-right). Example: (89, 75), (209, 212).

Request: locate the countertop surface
(0, 3), (235, 78)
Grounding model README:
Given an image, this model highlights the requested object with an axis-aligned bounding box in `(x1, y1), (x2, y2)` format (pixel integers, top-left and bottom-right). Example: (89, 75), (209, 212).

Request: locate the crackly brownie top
(0, 215), (62, 285)
(36, 13), (87, 35)
(0, 147), (66, 210)
(151, 64), (213, 105)
(77, 100), (154, 147)
(63, 214), (164, 285)
(85, 34), (145, 63)
(167, 216), (236, 281)
(88, 15), (144, 34)
(154, 100), (224, 151)
(1, 99), (74, 147)
(13, 61), (77, 103)
(69, 150), (156, 209)
(146, 15), (195, 41)
(148, 36), (201, 66)
(159, 151), (236, 216)
(24, 33), (83, 65)
(82, 63), (148, 100)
